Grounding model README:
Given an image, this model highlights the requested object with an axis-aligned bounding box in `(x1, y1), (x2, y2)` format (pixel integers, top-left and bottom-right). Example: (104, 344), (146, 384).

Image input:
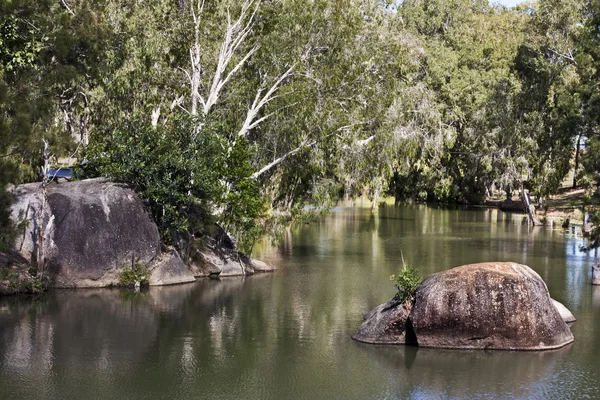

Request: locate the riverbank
(485, 188), (587, 227)
(0, 257), (48, 296)
(343, 190), (587, 228)
(1, 179), (275, 296)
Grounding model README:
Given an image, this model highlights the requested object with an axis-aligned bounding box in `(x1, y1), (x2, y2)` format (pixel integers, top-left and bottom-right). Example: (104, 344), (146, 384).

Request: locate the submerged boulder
(551, 298), (576, 324)
(352, 296), (414, 344)
(409, 262), (574, 350)
(353, 262), (575, 351)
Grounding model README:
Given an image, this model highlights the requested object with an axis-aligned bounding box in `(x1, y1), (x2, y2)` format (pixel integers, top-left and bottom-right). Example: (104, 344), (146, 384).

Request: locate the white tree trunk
(520, 187), (543, 226)
(251, 140), (315, 180)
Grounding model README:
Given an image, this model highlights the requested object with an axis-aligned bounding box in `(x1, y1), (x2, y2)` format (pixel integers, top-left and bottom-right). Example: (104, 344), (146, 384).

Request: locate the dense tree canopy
(1, 0), (600, 250)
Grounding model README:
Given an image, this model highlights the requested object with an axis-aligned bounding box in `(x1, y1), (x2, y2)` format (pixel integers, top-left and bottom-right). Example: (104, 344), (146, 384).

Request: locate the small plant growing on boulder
(119, 257), (150, 287)
(390, 253), (422, 303)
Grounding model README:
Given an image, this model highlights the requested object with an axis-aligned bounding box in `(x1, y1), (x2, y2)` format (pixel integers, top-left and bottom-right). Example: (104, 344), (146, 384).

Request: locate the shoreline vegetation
(1, 186), (590, 297)
(347, 187), (590, 228)
(2, 0), (600, 293)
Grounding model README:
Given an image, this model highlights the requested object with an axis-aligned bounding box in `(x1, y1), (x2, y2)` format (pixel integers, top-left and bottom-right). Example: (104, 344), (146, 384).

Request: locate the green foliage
(1, 265), (47, 294)
(85, 115), (222, 241)
(118, 260), (151, 287)
(391, 267), (423, 304)
(0, 187), (15, 251)
(3, 0), (600, 255)
(0, 266), (16, 281)
(390, 251), (423, 303)
(85, 114), (262, 245)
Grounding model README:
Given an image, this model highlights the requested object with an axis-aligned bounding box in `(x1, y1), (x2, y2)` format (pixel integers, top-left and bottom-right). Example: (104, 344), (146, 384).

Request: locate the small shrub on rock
(119, 261), (150, 287)
(390, 266), (422, 304)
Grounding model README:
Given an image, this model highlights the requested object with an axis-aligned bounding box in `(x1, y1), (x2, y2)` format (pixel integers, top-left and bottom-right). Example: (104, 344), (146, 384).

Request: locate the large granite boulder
(409, 262), (574, 350)
(6, 178), (274, 290)
(353, 262), (575, 350)
(10, 179), (163, 288)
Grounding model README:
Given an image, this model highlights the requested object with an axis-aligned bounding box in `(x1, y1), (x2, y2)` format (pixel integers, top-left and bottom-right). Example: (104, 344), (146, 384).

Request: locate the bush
(119, 261), (151, 287)
(390, 255), (422, 303)
(84, 114), (263, 249)
(392, 268), (422, 303)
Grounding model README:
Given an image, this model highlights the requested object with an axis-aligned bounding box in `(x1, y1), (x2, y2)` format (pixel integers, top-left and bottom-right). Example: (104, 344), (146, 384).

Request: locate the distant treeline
(1, 0), (600, 249)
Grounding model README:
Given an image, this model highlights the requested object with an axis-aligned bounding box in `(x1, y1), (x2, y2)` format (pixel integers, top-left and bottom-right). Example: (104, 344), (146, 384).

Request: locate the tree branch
(238, 65), (295, 138)
(60, 0), (75, 15)
(251, 140), (315, 180)
(548, 47), (577, 65)
(202, 0), (261, 114)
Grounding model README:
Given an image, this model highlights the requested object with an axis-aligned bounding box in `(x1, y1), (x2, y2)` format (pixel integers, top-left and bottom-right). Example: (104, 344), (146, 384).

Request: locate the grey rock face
(352, 296), (414, 344)
(409, 262), (574, 350)
(551, 298), (576, 324)
(148, 250), (196, 286)
(8, 178), (274, 288)
(186, 237), (265, 278)
(196, 249), (249, 277)
(11, 179), (161, 288)
(250, 258), (276, 273)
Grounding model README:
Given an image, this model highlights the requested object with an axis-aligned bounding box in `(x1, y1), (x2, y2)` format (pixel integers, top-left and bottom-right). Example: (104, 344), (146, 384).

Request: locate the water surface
(1, 205), (598, 399)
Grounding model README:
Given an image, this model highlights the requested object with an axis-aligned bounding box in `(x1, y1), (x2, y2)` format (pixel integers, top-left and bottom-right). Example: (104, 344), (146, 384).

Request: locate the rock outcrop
(354, 262), (575, 351)
(250, 258), (277, 273)
(551, 298), (576, 324)
(10, 179), (165, 288)
(352, 296), (414, 344)
(197, 248), (250, 277)
(4, 179), (274, 290)
(148, 249), (196, 286)
(186, 229), (276, 278)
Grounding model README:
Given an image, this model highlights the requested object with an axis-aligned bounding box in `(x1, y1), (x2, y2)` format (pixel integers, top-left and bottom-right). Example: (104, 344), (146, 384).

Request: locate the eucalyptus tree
(515, 0), (588, 201)
(0, 0), (85, 248)
(574, 0), (600, 248)
(244, 0), (449, 213)
(395, 0), (528, 202)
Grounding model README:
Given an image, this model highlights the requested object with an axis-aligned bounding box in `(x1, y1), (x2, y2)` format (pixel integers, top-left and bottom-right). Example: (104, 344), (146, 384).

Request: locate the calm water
(1, 205), (599, 400)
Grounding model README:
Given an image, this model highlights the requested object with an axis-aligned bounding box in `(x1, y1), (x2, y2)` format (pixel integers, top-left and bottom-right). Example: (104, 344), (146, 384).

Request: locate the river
(0, 205), (599, 399)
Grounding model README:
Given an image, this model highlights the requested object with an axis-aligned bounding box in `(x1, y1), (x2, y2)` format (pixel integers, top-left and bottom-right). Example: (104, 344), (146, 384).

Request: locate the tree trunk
(584, 211), (592, 234)
(371, 188), (380, 213)
(573, 133), (582, 189)
(79, 113), (89, 146)
(520, 187), (543, 226)
(592, 263), (600, 285)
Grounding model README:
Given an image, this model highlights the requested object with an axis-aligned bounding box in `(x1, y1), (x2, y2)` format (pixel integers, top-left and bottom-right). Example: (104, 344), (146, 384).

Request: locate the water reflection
(0, 206), (599, 399)
(355, 343), (577, 399)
